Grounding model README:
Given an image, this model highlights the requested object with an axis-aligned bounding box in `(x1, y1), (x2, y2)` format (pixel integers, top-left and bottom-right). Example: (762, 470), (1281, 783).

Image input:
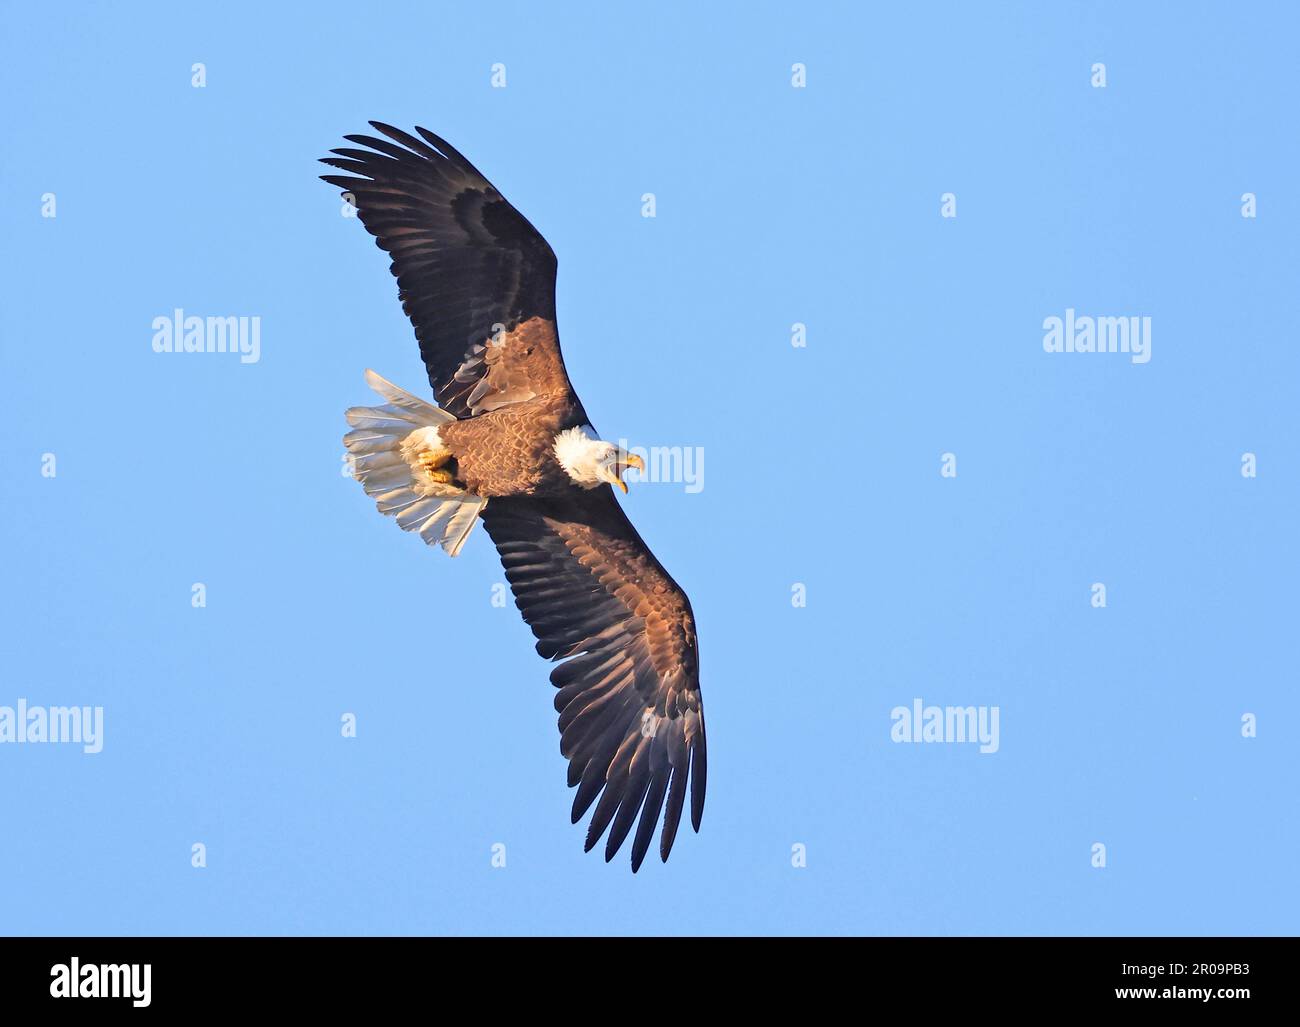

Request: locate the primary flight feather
(321, 122), (707, 870)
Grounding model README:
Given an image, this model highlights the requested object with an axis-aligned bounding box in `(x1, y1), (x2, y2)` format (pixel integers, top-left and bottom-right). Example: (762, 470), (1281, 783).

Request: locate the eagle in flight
(321, 123), (706, 870)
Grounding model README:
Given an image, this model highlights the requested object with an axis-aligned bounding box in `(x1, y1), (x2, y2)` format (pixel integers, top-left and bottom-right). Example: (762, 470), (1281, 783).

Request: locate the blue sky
(1, 1), (1296, 935)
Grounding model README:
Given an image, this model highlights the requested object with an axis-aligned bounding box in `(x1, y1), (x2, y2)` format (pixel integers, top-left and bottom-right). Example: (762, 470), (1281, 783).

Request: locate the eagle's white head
(553, 426), (645, 493)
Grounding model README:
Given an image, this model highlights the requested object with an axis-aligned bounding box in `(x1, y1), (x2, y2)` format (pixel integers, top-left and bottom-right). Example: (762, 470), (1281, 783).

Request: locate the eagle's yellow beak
(614, 452), (644, 493)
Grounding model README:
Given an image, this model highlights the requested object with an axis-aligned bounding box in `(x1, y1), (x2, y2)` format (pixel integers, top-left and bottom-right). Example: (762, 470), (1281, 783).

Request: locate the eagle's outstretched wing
(481, 491), (707, 871)
(320, 122), (584, 420)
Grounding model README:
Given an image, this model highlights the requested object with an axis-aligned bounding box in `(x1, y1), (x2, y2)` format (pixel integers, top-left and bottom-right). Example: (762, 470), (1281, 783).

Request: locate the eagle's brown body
(323, 123), (707, 871)
(436, 317), (584, 497)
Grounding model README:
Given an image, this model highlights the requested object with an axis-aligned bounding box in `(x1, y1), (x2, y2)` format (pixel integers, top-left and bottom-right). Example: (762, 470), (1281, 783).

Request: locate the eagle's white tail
(344, 370), (485, 557)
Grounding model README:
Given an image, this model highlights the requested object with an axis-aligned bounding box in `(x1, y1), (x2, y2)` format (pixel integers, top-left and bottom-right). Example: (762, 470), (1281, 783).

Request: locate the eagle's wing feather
(481, 491), (707, 870)
(320, 123), (583, 420)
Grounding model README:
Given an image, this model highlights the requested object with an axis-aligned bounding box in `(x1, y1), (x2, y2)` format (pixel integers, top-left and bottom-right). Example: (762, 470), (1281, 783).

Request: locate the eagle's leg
(415, 448), (455, 485)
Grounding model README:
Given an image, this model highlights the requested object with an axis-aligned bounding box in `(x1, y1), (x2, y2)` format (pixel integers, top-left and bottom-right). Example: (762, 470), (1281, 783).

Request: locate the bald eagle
(321, 123), (706, 870)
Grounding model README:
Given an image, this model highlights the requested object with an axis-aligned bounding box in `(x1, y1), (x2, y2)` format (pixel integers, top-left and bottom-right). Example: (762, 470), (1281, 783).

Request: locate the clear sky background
(1, 1), (1296, 935)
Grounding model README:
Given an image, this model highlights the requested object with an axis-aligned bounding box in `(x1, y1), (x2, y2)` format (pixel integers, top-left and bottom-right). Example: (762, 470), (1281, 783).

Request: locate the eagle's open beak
(614, 452), (644, 494)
